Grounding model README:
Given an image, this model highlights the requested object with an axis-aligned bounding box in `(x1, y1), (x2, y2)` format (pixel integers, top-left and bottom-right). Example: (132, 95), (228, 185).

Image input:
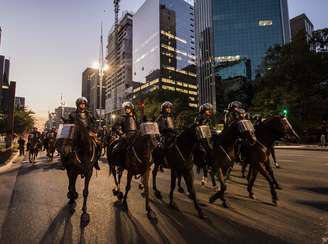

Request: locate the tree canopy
(251, 28), (328, 133)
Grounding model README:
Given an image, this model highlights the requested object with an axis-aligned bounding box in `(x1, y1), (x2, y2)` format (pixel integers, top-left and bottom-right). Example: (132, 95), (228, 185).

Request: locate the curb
(275, 146), (328, 152)
(0, 152), (20, 170)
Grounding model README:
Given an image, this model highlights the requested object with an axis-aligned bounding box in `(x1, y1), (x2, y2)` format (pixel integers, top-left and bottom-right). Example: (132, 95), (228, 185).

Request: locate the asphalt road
(0, 150), (327, 244)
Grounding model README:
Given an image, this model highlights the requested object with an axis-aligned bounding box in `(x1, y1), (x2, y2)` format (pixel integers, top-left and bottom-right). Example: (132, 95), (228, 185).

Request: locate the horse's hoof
(242, 173), (246, 178)
(139, 183), (144, 190)
(275, 185), (283, 190)
(169, 202), (179, 211)
(272, 199), (278, 206)
(73, 192), (78, 199)
(178, 187), (185, 193)
(121, 201), (128, 212)
(154, 190), (162, 199)
(198, 211), (206, 219)
(249, 193), (256, 199)
(80, 213), (90, 227)
(209, 195), (217, 204)
(275, 164), (280, 169)
(117, 192), (124, 201)
(112, 189), (118, 196)
(147, 209), (157, 221)
(222, 201), (230, 208)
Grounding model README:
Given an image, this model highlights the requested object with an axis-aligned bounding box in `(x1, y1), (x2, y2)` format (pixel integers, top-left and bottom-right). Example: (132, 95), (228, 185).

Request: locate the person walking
(18, 136), (26, 156)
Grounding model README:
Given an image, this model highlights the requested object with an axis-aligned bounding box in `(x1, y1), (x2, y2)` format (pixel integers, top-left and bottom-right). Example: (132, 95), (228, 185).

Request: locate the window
(258, 20), (273, 26)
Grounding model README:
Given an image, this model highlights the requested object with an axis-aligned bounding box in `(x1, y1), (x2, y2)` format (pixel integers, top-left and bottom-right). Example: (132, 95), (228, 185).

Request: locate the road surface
(0, 150), (327, 244)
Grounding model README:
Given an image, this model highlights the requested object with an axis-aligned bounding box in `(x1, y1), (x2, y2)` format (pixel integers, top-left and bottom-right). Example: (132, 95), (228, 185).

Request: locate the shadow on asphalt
(294, 200), (328, 212)
(112, 200), (157, 244)
(297, 186), (328, 195)
(39, 205), (74, 244)
(17, 161), (64, 176)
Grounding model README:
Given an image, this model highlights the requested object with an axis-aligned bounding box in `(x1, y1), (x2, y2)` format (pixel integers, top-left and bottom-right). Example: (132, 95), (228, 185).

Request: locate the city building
(290, 14), (314, 42)
(0, 56), (16, 139)
(81, 67), (105, 118)
(195, 0), (291, 111)
(105, 12), (134, 117)
(15, 96), (25, 110)
(132, 0), (198, 108)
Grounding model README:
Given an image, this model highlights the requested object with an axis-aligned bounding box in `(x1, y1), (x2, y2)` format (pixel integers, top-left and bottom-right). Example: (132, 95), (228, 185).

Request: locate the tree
(13, 108), (35, 134)
(134, 89), (197, 128)
(251, 28), (328, 133)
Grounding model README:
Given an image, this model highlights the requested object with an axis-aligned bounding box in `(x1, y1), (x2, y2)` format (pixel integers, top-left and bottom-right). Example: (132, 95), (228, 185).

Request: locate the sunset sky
(0, 0), (327, 119)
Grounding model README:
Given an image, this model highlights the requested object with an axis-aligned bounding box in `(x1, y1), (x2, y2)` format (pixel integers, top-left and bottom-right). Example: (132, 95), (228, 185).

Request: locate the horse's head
(269, 116), (300, 143)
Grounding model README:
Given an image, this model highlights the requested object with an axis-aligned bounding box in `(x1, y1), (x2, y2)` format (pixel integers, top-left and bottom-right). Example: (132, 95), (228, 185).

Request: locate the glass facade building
(132, 0), (198, 107)
(195, 0), (291, 111)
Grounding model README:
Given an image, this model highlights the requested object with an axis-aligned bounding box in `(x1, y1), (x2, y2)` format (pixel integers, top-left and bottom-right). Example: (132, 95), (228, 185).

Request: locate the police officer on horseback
(224, 101), (246, 126)
(111, 101), (139, 167)
(67, 97), (101, 170)
(157, 101), (176, 148)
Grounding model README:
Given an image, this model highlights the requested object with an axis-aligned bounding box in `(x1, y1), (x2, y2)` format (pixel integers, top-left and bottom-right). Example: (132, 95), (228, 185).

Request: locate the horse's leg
(241, 162), (248, 178)
(152, 164), (162, 199)
(66, 169), (78, 212)
(258, 163), (278, 205)
(81, 169), (93, 225)
(264, 159), (282, 190)
(271, 147), (279, 168)
(184, 170), (205, 219)
(122, 171), (133, 211)
(169, 169), (178, 209)
(209, 168), (228, 208)
(246, 164), (252, 182)
(177, 175), (185, 193)
(247, 164), (258, 199)
(210, 170), (218, 190)
(201, 166), (208, 185)
(144, 168), (156, 219)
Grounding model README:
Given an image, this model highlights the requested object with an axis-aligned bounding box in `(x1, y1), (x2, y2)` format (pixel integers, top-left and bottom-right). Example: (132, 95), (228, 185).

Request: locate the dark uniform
(224, 101), (245, 127)
(18, 137), (25, 156)
(156, 102), (176, 148)
(111, 102), (139, 167)
(67, 97), (100, 170)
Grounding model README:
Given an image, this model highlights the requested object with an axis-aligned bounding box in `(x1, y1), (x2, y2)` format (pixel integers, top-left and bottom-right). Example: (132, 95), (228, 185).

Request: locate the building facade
(105, 12), (134, 116)
(81, 67), (105, 118)
(290, 13), (314, 42)
(14, 96), (25, 110)
(132, 0), (198, 108)
(195, 0), (291, 111)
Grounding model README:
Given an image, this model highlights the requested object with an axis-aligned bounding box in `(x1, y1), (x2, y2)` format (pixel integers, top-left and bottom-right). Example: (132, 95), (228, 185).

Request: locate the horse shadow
(294, 199), (328, 212)
(112, 200), (157, 244)
(39, 204), (88, 244)
(17, 161), (64, 176)
(297, 186), (328, 195)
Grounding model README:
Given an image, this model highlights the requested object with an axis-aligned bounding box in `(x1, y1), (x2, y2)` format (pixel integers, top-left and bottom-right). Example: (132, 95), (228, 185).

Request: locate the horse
(28, 139), (40, 164)
(59, 121), (98, 226)
(107, 123), (159, 219)
(152, 124), (207, 218)
(198, 120), (254, 207)
(244, 116), (299, 202)
(46, 136), (56, 161)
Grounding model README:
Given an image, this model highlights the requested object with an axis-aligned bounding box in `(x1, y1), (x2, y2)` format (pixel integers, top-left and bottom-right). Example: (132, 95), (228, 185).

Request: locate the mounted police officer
(67, 97), (100, 170)
(111, 101), (139, 167)
(156, 101), (176, 167)
(27, 127), (41, 151)
(157, 102), (175, 147)
(224, 101), (246, 127)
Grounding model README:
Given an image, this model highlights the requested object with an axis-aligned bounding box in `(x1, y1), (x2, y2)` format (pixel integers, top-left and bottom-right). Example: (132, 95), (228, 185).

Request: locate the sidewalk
(0, 152), (24, 240)
(275, 144), (328, 152)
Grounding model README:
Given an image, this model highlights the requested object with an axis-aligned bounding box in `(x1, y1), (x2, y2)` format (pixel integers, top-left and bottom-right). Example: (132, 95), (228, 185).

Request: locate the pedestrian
(320, 134), (326, 147)
(18, 136), (25, 156)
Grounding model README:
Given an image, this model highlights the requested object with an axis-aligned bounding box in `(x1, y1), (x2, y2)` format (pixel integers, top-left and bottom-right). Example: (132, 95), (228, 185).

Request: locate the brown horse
(46, 136), (56, 161)
(59, 121), (98, 226)
(107, 123), (159, 219)
(245, 116), (299, 204)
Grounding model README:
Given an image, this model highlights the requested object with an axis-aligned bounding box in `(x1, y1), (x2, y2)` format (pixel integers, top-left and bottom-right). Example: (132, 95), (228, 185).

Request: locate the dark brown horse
(46, 136), (56, 161)
(59, 121), (98, 226)
(107, 123), (159, 219)
(152, 124), (207, 218)
(245, 116), (299, 203)
(28, 139), (40, 164)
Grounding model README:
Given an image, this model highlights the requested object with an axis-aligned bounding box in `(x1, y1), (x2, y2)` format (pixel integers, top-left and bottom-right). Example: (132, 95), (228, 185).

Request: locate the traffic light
(282, 108), (288, 117)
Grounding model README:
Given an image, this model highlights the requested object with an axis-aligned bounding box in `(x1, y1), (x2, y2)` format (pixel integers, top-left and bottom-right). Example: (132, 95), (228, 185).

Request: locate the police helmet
(199, 103), (214, 114)
(228, 101), (242, 110)
(76, 97), (88, 107)
(161, 101), (173, 113)
(122, 101), (135, 110)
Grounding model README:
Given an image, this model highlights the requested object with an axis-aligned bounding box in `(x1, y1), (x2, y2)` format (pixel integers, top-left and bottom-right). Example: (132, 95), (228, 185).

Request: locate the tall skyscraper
(132, 0), (198, 108)
(195, 0), (291, 110)
(105, 12), (134, 116)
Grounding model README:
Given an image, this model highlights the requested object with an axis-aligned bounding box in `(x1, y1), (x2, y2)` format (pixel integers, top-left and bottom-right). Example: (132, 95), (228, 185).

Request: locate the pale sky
(0, 0), (327, 119)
